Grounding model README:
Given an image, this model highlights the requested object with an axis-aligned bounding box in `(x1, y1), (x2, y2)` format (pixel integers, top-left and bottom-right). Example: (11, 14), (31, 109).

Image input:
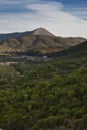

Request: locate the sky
(0, 0), (87, 38)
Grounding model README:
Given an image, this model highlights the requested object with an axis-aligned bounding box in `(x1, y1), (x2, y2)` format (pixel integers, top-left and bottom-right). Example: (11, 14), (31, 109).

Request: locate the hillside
(0, 28), (85, 53)
(0, 39), (87, 130)
(47, 40), (87, 58)
(0, 47), (87, 130)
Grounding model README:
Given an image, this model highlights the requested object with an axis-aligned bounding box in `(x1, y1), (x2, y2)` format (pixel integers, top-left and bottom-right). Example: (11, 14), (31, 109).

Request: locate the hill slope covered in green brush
(0, 41), (87, 130)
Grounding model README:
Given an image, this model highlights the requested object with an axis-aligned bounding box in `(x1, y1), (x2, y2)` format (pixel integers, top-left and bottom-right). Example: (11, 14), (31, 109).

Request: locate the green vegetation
(0, 62), (87, 129)
(0, 41), (87, 130)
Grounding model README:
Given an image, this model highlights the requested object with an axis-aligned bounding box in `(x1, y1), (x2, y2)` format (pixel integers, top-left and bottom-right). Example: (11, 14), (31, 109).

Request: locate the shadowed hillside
(47, 40), (87, 58)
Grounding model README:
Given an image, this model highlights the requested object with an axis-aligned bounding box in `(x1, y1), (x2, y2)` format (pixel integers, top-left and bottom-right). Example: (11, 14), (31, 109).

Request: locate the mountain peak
(32, 27), (54, 37)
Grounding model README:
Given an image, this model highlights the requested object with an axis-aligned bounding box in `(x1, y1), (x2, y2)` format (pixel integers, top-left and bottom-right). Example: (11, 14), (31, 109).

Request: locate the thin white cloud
(65, 7), (87, 20)
(0, 1), (87, 38)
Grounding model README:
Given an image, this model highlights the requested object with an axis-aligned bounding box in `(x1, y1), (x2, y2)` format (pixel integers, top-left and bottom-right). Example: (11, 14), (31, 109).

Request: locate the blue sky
(0, 0), (87, 37)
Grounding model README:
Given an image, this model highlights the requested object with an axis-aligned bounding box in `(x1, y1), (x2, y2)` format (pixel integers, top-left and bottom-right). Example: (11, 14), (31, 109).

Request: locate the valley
(0, 28), (87, 130)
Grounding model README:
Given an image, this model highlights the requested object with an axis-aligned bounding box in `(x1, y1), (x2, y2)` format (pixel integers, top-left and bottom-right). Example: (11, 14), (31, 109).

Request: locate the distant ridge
(0, 27), (86, 53)
(0, 32), (30, 42)
(0, 28), (54, 42)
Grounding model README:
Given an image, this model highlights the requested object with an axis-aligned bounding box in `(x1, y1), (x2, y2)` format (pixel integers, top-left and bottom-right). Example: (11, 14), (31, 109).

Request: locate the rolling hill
(48, 40), (87, 58)
(0, 28), (85, 53)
